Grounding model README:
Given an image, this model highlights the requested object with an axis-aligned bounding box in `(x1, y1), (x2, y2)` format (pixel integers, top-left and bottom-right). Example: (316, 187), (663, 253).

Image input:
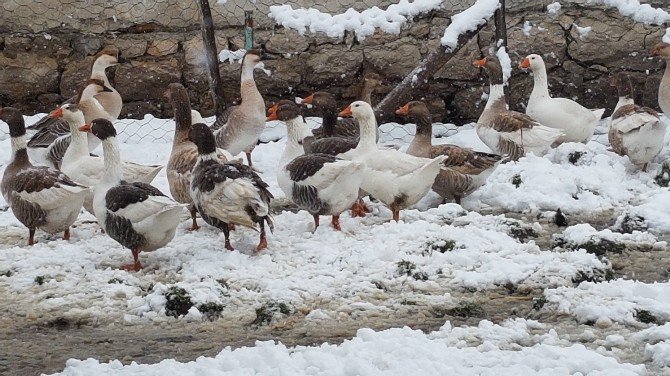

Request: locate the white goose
(519, 54), (604, 144)
(1, 107), (88, 246)
(80, 119), (184, 272)
(51, 104), (162, 213)
(651, 42), (670, 117)
(339, 101), (447, 222)
(608, 73), (666, 172)
(475, 57), (564, 161)
(269, 100), (364, 231)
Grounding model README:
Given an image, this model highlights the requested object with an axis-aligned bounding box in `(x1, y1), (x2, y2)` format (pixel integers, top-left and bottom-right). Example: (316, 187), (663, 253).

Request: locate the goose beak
(473, 57), (487, 67)
(339, 105), (353, 118)
(301, 94), (314, 105)
(266, 104), (279, 121)
(651, 46), (661, 57)
(49, 107), (63, 119)
(79, 123), (92, 132)
(519, 58), (531, 69)
(395, 103), (410, 116)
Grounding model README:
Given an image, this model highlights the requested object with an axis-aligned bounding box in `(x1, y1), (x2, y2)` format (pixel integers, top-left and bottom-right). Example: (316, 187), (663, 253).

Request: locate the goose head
(163, 83), (192, 127)
(518, 54), (544, 71)
(0, 107), (26, 138)
(242, 49), (262, 68)
(363, 72), (381, 87)
(340, 101), (374, 121)
(188, 123), (217, 155)
(609, 73), (634, 99)
(79, 118), (117, 141)
(93, 52), (119, 70)
(474, 56), (504, 85)
(301, 92), (337, 111)
(77, 78), (111, 103)
(190, 110), (204, 125)
(396, 101), (431, 133)
(266, 100), (300, 122)
(651, 43), (670, 59)
(49, 104), (85, 128)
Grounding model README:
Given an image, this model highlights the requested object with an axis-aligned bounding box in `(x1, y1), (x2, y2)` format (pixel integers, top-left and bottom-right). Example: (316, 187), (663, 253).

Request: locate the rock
(364, 38), (421, 79)
(115, 58), (182, 102)
(60, 56), (97, 98)
(452, 85), (487, 122)
(0, 52), (59, 101)
(107, 37), (148, 58)
(436, 36), (481, 81)
(506, 19), (566, 69)
(71, 35), (103, 56)
(265, 29), (310, 55)
(121, 101), (162, 120)
(183, 35), (228, 67)
(147, 38), (179, 56)
(37, 93), (62, 105)
(304, 45), (364, 87)
(255, 58), (302, 97)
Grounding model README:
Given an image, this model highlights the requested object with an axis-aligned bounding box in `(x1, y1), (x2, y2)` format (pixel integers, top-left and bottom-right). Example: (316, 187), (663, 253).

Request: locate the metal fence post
(197, 0), (227, 117)
(244, 11), (254, 49)
(494, 0), (507, 47)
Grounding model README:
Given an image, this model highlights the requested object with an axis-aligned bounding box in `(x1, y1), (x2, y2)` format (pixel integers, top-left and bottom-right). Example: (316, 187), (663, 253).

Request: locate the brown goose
(396, 101), (502, 204)
(651, 42), (670, 117)
(269, 100), (363, 231)
(189, 123), (273, 252)
(211, 50), (266, 166)
(608, 73), (666, 172)
(0, 107), (88, 246)
(164, 83), (232, 231)
(28, 79), (115, 169)
(27, 50), (122, 131)
(80, 119), (183, 272)
(474, 57), (564, 161)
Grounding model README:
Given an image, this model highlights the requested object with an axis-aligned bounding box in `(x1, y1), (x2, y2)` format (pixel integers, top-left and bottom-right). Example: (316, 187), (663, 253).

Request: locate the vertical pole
(244, 11), (254, 50)
(197, 0), (227, 117)
(494, 0), (507, 47)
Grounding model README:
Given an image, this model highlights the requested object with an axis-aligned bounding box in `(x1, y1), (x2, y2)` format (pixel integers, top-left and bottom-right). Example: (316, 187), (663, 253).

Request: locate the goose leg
(188, 206), (200, 231)
(256, 221), (268, 252)
(229, 223), (236, 231)
(643, 163), (648, 172)
(63, 228), (71, 241)
(245, 151), (253, 167)
(313, 214), (320, 232)
(392, 206), (400, 222)
(28, 228), (36, 246)
(454, 195), (462, 205)
(223, 223), (234, 251)
(331, 215), (341, 231)
(121, 249), (142, 272)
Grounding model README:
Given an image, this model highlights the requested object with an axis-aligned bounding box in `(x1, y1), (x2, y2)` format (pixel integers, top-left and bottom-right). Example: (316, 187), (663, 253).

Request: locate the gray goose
(474, 57), (564, 161)
(608, 73), (666, 172)
(651, 42), (670, 117)
(210, 50), (266, 166)
(189, 123), (273, 252)
(80, 119), (184, 272)
(396, 100), (502, 204)
(28, 78), (115, 169)
(164, 83), (232, 231)
(269, 100), (363, 231)
(0, 107), (88, 246)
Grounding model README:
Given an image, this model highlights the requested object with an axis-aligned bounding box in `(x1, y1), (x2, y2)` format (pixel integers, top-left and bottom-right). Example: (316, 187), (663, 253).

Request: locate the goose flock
(2, 42), (670, 272)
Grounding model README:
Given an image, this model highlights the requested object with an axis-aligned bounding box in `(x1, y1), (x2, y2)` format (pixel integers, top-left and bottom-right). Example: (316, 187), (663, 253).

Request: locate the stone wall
(0, 0), (668, 124)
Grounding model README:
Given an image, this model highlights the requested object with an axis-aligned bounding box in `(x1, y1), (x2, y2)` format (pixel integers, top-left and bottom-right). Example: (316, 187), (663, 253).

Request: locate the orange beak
(339, 105), (353, 118)
(473, 57), (487, 68)
(266, 104), (279, 121)
(79, 123), (92, 132)
(395, 103), (410, 116)
(301, 94), (314, 105)
(519, 58), (531, 69)
(651, 46), (661, 57)
(49, 107), (63, 119)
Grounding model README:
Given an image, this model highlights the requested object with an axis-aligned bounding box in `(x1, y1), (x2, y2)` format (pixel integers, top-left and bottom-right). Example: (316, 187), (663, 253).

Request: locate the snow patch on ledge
(588, 0), (670, 26)
(440, 0), (500, 51)
(664, 28), (670, 43)
(268, 0), (443, 41)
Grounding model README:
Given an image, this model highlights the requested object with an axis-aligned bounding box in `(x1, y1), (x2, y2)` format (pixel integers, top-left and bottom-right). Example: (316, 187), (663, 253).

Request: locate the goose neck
(101, 137), (123, 183)
(10, 137), (30, 166)
(356, 116), (378, 149)
(484, 84), (507, 112)
(530, 66), (550, 99)
(614, 96), (634, 112)
(280, 117), (307, 166)
(321, 110), (338, 137)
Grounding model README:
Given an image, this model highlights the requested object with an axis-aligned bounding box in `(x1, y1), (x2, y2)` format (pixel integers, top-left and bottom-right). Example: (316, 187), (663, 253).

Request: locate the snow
(574, 23), (592, 40)
(268, 0), (443, 41)
(495, 46), (512, 83)
(589, 0), (670, 26)
(544, 279), (670, 325)
(664, 28), (670, 43)
(547, 2), (562, 16)
(218, 48), (246, 64)
(50, 318), (645, 375)
(440, 0), (500, 51)
(633, 324), (670, 367)
(522, 21), (533, 36)
(559, 223), (664, 249)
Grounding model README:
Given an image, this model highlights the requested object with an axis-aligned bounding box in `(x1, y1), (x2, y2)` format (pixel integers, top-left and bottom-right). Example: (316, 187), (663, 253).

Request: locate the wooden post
(197, 0), (227, 117)
(374, 23), (488, 123)
(494, 0), (507, 47)
(244, 11), (254, 50)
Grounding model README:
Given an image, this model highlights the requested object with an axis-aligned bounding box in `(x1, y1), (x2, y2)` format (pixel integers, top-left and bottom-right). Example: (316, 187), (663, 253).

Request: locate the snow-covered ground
(1, 114), (670, 374)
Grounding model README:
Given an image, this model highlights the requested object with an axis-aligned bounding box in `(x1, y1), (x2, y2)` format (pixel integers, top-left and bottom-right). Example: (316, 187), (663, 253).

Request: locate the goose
(339, 101), (447, 222)
(189, 123), (274, 252)
(396, 100), (502, 204)
(301, 73), (381, 140)
(50, 104), (162, 213)
(0, 107), (88, 246)
(608, 73), (666, 172)
(269, 100), (364, 231)
(27, 49), (122, 133)
(519, 54), (604, 144)
(164, 83), (233, 231)
(79, 119), (184, 272)
(651, 42), (670, 117)
(28, 79), (115, 169)
(474, 57), (564, 161)
(210, 50), (266, 166)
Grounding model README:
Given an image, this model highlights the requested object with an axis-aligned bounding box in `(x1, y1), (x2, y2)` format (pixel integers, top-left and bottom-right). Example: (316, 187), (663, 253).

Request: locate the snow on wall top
(590, 0), (670, 25)
(440, 0), (500, 51)
(268, 0), (444, 40)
